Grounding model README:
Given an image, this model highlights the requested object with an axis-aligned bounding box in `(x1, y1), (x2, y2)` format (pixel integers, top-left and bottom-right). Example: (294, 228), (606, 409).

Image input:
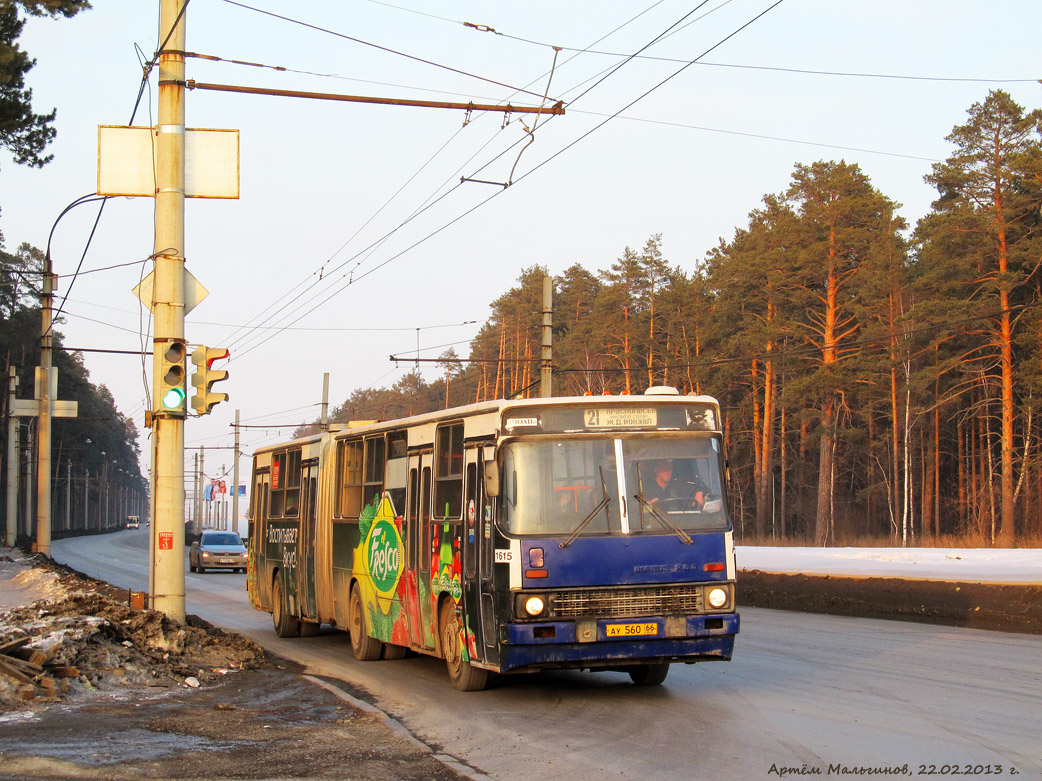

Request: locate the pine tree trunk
(680, 320), (694, 394)
(958, 417), (966, 533)
(780, 402), (788, 538)
(996, 181), (1016, 546)
(494, 322), (505, 399)
(934, 401), (941, 538)
(755, 357), (775, 538)
(815, 398), (835, 546)
(623, 303), (632, 394)
(890, 363), (900, 542)
(751, 360), (764, 537)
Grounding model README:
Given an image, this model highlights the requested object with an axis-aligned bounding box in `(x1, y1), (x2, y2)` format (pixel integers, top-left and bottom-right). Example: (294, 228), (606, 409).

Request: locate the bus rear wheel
(349, 584), (383, 661)
(439, 600), (487, 692)
(628, 662), (670, 686)
(272, 574), (300, 638)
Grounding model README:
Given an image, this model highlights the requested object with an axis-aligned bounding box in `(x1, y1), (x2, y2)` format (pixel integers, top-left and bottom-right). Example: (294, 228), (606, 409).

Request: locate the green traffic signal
(159, 342), (187, 414)
(162, 386), (187, 409)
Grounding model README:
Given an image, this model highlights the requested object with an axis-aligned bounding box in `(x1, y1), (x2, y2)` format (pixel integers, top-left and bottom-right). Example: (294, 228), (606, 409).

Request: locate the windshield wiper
(559, 467), (612, 549)
(632, 486), (694, 545)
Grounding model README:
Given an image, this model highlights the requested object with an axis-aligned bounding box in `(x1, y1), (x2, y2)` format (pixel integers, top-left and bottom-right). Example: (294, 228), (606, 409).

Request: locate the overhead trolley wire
(223, 130), (508, 359)
(219, 0), (560, 103)
(219, 2), (683, 357)
(364, 0), (1038, 85)
(507, 0), (789, 191)
(226, 2), (787, 362)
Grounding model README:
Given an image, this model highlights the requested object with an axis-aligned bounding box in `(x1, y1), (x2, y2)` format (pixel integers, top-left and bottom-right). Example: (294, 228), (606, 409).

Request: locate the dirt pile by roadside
(0, 554), (264, 710)
(0, 552), (470, 780)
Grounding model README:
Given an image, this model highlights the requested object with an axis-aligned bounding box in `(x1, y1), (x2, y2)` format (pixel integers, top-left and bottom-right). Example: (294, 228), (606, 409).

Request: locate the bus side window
(363, 435), (385, 510)
(434, 423), (464, 520)
(385, 430), (408, 517)
(337, 440), (363, 518)
(284, 449), (301, 517)
(270, 453), (285, 517)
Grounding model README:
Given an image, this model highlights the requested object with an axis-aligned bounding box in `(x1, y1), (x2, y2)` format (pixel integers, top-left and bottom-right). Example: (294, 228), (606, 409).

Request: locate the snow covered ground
(736, 546), (1042, 584)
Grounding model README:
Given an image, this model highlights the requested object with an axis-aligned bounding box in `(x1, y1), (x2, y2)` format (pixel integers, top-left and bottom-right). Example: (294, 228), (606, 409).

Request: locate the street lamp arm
(46, 193), (111, 334)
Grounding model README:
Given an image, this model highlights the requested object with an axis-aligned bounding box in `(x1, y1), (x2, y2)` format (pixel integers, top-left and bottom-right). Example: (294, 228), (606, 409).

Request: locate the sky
(2, 0), (1041, 493)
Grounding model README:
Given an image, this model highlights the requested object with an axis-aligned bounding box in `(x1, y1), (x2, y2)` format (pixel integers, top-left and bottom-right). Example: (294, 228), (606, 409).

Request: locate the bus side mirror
(483, 461), (500, 497)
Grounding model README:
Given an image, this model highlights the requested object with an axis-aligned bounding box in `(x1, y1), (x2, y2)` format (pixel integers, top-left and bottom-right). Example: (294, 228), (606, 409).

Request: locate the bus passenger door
(462, 447), (484, 664)
(405, 452), (436, 649)
(478, 445), (499, 666)
(248, 472), (269, 610)
(297, 462), (318, 621)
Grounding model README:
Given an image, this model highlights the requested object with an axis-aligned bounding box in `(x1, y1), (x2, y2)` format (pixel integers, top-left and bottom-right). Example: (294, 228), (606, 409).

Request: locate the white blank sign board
(97, 126), (239, 199)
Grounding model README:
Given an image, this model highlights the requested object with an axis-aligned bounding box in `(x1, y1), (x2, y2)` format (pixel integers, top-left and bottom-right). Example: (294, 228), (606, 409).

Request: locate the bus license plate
(606, 623), (658, 637)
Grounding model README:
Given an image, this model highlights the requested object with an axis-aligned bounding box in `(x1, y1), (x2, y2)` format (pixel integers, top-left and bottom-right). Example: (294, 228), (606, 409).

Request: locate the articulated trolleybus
(247, 387), (739, 691)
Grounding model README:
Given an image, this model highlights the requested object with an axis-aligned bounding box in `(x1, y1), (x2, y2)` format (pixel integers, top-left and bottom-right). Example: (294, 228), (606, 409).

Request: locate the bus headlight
(524, 595), (546, 617)
(706, 587), (728, 609)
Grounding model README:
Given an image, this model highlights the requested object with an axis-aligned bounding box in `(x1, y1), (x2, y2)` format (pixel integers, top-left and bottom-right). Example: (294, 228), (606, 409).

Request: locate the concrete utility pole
(5, 369), (18, 546)
(232, 409), (240, 537)
(192, 451), (199, 534)
(150, 0), (188, 622)
(35, 270), (54, 555)
(540, 276), (553, 398)
(197, 446), (204, 534)
(320, 374), (330, 432)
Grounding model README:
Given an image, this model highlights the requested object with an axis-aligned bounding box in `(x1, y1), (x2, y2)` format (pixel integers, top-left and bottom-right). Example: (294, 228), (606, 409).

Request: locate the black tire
(628, 662), (670, 686)
(382, 643), (407, 660)
(440, 600), (487, 691)
(272, 574), (300, 638)
(349, 584), (382, 661)
(299, 620), (320, 637)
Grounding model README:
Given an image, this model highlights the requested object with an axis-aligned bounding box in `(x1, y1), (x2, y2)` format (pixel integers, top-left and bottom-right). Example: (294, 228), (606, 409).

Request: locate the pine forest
(322, 91), (1042, 549)
(4, 90), (1042, 548)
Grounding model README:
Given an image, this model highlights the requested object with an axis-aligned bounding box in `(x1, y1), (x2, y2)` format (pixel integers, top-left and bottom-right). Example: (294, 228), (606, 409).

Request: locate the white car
(189, 530), (248, 573)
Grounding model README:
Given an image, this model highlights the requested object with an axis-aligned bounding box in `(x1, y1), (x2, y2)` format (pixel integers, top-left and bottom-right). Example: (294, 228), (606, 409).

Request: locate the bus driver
(646, 460), (707, 510)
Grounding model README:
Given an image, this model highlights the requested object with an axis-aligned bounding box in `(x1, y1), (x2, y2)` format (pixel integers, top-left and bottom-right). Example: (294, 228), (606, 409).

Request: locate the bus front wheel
(439, 600), (487, 692)
(349, 584), (383, 661)
(272, 574), (300, 638)
(628, 662), (670, 686)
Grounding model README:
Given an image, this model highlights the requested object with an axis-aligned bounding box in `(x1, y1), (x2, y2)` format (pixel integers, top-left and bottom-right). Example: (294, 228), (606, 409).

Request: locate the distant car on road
(126, 516), (140, 530)
(189, 530), (248, 573)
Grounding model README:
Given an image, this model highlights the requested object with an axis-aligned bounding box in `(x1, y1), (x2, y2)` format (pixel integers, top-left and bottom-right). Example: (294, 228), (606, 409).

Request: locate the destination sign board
(584, 407), (657, 428)
(501, 402), (719, 434)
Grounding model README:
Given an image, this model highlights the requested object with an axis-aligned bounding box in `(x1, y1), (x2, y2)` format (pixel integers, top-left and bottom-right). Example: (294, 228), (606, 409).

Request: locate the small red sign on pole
(159, 532), (173, 550)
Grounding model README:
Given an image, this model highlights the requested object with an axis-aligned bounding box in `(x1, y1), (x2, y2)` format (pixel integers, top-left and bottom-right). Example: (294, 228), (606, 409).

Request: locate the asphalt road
(52, 530), (1042, 780)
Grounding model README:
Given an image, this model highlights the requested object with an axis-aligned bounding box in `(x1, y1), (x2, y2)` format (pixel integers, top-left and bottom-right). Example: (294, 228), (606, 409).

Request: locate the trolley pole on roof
(150, 0), (188, 623)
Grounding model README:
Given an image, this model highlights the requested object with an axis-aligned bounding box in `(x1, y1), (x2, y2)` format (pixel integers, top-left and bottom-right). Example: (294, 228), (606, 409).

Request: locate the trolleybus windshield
(498, 435), (728, 537)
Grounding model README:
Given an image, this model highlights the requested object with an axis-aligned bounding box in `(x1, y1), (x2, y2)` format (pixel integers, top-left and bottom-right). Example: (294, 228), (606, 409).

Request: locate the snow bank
(736, 546), (1042, 584)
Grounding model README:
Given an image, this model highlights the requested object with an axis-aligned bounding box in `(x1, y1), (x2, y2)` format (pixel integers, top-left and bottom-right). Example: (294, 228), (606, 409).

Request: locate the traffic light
(158, 341), (187, 415)
(191, 346), (230, 415)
